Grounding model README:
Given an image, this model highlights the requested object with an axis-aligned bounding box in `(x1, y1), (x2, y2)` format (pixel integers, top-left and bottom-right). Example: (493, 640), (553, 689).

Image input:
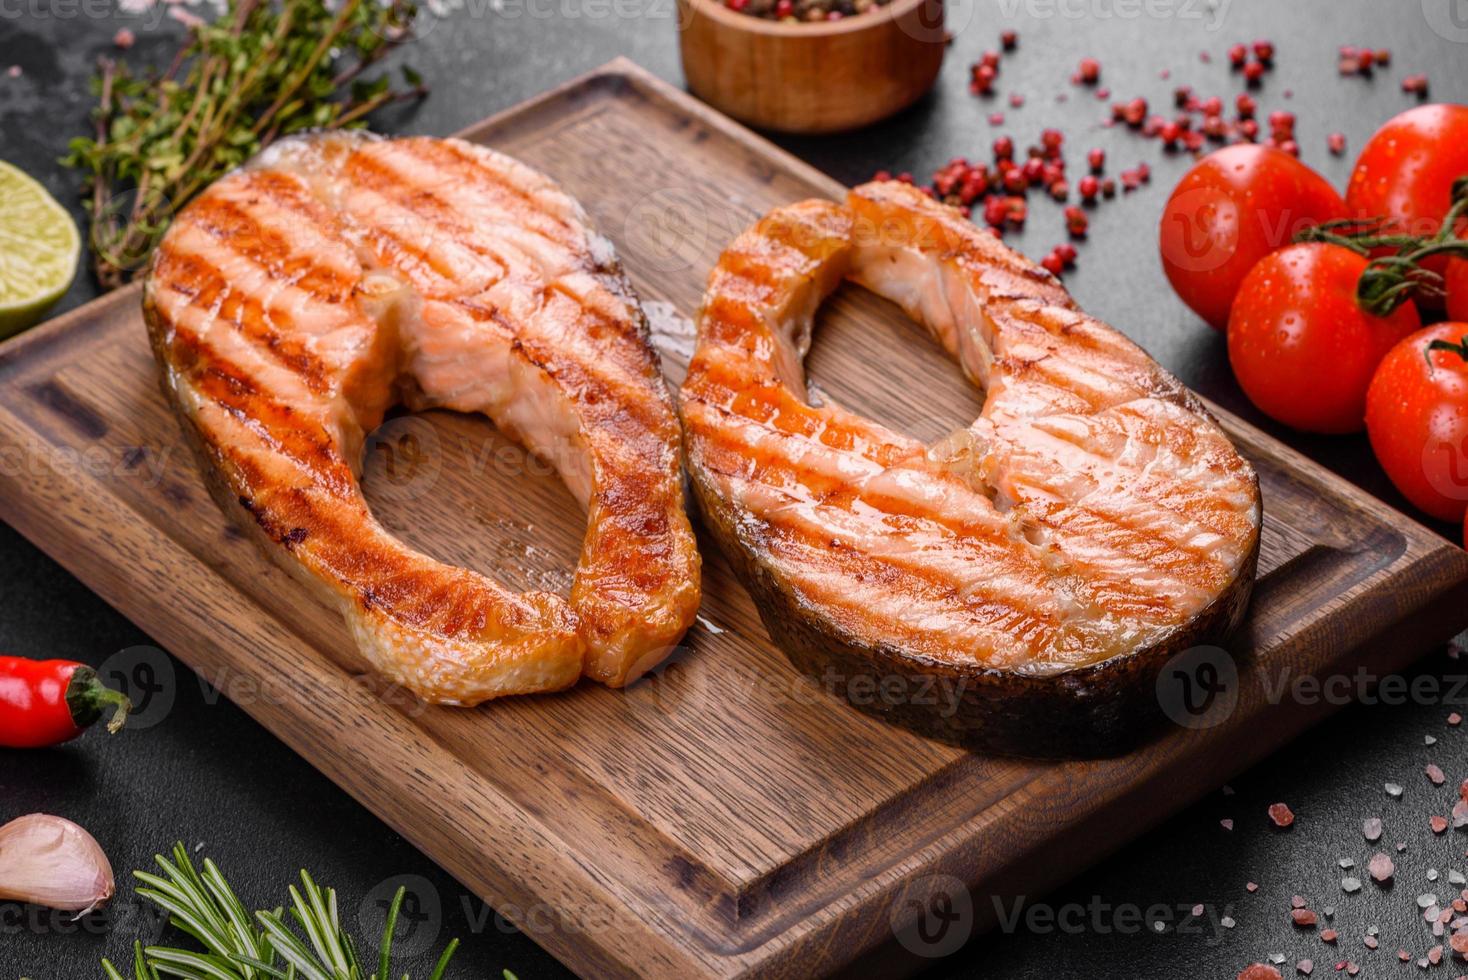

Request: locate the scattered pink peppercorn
(1078, 175), (1100, 202)
(1236, 93), (1257, 118)
(1040, 251), (1065, 277)
(1077, 57), (1101, 84)
(1243, 60), (1265, 84)
(1268, 802), (1295, 828)
(1252, 39), (1275, 63)
(1000, 28), (1017, 50)
(1064, 206), (1088, 237)
(1227, 43), (1248, 68)
(1327, 132), (1346, 155)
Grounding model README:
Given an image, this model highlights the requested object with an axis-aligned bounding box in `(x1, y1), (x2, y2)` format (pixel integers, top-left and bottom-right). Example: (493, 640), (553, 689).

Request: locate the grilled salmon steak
(680, 181), (1261, 756)
(145, 134), (701, 704)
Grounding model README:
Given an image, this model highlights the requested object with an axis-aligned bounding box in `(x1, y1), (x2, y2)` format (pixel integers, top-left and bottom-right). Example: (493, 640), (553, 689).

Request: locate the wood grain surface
(0, 59), (1465, 979)
(675, 0), (945, 133)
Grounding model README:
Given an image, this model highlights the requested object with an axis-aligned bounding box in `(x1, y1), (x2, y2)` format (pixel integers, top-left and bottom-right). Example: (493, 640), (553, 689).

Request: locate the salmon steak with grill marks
(679, 180), (1261, 756)
(144, 133), (701, 704)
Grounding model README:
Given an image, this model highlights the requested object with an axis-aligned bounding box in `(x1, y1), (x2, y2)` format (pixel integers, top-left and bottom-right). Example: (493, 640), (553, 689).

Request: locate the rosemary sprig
(100, 843), (461, 980)
(63, 0), (427, 290)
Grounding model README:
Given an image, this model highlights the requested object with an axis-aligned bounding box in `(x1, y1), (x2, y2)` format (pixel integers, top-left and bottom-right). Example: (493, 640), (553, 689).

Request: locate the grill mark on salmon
(146, 133), (701, 703)
(681, 181), (1260, 756)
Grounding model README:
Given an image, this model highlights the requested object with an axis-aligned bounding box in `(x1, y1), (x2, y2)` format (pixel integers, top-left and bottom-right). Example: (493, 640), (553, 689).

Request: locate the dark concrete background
(1, 0), (1467, 977)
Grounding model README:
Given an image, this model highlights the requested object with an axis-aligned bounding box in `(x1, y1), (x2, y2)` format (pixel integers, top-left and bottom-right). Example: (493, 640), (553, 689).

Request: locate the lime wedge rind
(0, 160), (81, 339)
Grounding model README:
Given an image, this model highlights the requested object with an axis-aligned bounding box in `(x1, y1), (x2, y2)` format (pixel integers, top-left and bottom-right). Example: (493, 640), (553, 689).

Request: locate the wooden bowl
(676, 0), (945, 134)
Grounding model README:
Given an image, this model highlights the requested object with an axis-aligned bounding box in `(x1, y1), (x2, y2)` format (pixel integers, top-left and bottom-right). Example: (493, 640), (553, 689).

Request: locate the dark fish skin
(680, 182), (1261, 758)
(690, 469), (1257, 757)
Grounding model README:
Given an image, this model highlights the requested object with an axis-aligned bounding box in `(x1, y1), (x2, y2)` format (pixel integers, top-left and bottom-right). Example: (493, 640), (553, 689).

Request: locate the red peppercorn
(970, 63), (997, 95)
(1077, 57), (1100, 84)
(1041, 251), (1065, 277)
(1160, 121), (1181, 147)
(1100, 177), (1116, 198)
(1243, 60), (1265, 84)
(1235, 93), (1257, 118)
(1172, 85), (1192, 108)
(1374, 48), (1391, 66)
(1040, 128), (1064, 153)
(1078, 175), (1099, 202)
(982, 196), (1007, 227)
(1003, 169), (1026, 194)
(1227, 43), (1247, 68)
(1054, 242), (1077, 265)
(1278, 139), (1299, 157)
(1202, 114), (1227, 140)
(1008, 92), (1025, 108)
(1049, 179), (1069, 202)
(1020, 156), (1044, 185)
(1268, 110), (1295, 137)
(1122, 97), (1147, 127)
(773, 0), (792, 14)
(1086, 147), (1104, 173)
(1252, 39), (1274, 63)
(1199, 96), (1222, 116)
(1327, 132), (1346, 155)
(1005, 196), (1027, 227)
(992, 135), (1014, 160)
(1000, 28), (1017, 50)
(1238, 118), (1259, 141)
(873, 169), (892, 181)
(981, 49), (1001, 69)
(987, 112), (1005, 126)
(1143, 115), (1165, 138)
(726, 0), (748, 10)
(1135, 161), (1150, 183)
(1183, 131), (1204, 152)
(1064, 205), (1088, 237)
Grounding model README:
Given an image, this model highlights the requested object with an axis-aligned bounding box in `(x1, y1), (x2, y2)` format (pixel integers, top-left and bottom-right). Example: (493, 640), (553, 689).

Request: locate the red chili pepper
(0, 657), (131, 748)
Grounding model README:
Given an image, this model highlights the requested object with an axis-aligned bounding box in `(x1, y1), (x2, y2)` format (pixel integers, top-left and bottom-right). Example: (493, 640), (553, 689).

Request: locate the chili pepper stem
(65, 666), (132, 734)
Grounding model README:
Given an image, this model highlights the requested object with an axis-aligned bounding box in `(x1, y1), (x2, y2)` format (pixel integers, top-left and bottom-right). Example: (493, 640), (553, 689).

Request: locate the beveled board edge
(1, 57), (1466, 980)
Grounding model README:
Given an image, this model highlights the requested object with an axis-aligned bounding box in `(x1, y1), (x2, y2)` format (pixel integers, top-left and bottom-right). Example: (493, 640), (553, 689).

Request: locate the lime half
(0, 160), (80, 339)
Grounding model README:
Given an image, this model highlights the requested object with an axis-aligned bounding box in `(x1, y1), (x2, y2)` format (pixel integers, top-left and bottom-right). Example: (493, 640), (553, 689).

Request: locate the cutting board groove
(0, 59), (1465, 979)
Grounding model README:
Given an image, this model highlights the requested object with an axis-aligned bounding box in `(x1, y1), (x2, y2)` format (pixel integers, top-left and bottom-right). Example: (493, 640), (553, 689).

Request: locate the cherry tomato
(1346, 104), (1468, 239)
(1228, 243), (1421, 434)
(1161, 145), (1347, 331)
(1366, 323), (1468, 524)
(1447, 256), (1468, 323)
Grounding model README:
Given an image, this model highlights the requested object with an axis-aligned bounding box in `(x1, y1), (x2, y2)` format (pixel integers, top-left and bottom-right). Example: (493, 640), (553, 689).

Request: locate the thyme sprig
(100, 843), (461, 980)
(63, 0), (427, 290)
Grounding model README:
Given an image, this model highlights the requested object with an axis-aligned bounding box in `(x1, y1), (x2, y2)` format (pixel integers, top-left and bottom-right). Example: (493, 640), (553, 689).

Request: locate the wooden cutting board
(2, 59), (1466, 979)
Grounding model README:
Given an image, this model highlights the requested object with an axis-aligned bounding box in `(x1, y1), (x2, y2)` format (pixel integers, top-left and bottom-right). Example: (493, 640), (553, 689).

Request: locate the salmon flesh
(145, 134), (701, 705)
(679, 181), (1261, 756)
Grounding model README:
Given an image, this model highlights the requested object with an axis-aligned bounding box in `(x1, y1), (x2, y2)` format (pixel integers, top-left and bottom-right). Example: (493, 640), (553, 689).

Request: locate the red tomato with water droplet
(1347, 104), (1468, 291)
(1160, 145), (1346, 331)
(1227, 243), (1421, 434)
(1447, 257), (1468, 324)
(1365, 322), (1468, 525)
(1347, 104), (1468, 239)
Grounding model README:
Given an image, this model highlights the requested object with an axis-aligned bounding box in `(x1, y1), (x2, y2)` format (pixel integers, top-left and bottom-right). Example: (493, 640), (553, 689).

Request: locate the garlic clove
(0, 813), (115, 914)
